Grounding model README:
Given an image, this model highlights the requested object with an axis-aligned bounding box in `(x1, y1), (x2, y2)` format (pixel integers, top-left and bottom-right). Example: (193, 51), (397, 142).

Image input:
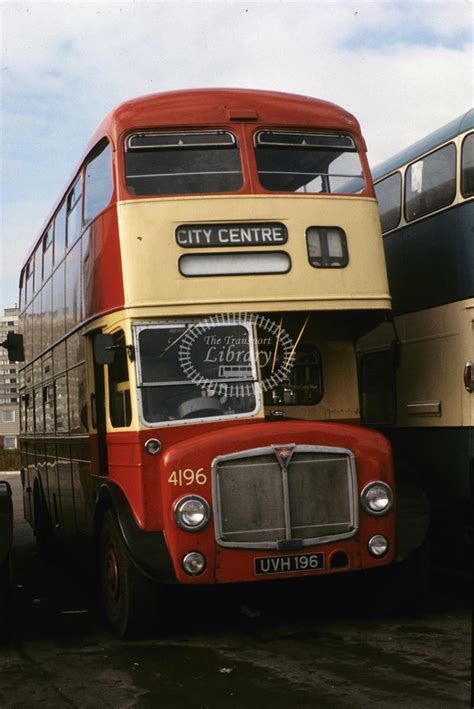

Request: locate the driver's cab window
(108, 329), (132, 427)
(263, 346), (323, 406)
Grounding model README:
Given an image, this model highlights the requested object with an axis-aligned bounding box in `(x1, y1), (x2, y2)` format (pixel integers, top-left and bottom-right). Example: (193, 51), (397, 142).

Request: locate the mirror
(1, 332), (25, 362)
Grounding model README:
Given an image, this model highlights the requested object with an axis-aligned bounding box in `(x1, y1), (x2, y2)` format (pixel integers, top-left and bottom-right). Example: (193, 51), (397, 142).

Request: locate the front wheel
(99, 510), (161, 638)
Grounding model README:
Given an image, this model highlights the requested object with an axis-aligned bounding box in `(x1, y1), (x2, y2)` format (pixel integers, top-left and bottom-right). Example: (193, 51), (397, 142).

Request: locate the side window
(108, 330), (132, 428)
(42, 225), (54, 280)
(68, 364), (88, 433)
(55, 375), (69, 432)
(359, 349), (396, 425)
(461, 132), (474, 198)
(25, 391), (34, 433)
(54, 201), (67, 263)
(34, 387), (44, 433)
(374, 172), (402, 233)
(67, 177), (83, 247)
(84, 140), (114, 223)
(43, 384), (55, 433)
(405, 143), (456, 221)
(25, 259), (34, 303)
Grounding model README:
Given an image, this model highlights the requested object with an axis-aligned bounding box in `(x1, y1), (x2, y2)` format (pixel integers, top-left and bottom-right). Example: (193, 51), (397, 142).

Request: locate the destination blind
(176, 222), (288, 247)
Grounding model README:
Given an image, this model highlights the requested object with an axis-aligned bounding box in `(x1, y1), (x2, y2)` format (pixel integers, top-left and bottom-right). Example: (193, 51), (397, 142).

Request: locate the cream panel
(313, 340), (359, 420)
(396, 299), (474, 427)
(117, 195), (390, 316)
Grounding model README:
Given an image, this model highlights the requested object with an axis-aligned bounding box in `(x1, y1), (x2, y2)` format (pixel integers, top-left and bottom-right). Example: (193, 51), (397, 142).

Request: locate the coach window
(124, 131), (243, 196)
(66, 177), (83, 247)
(107, 330), (132, 428)
(461, 133), (474, 198)
(84, 140), (114, 223)
(54, 201), (67, 263)
(374, 173), (401, 233)
(405, 143), (456, 221)
(254, 131), (366, 194)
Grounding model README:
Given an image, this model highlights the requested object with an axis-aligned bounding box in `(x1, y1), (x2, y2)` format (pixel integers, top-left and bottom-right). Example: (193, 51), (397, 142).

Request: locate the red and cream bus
(18, 89), (399, 636)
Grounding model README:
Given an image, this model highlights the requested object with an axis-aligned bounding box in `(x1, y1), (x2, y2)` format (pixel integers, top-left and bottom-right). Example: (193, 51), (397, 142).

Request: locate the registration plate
(255, 553), (325, 576)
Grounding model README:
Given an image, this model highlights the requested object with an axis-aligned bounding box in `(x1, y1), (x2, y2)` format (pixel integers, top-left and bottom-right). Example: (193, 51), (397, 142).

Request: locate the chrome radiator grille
(213, 446), (357, 549)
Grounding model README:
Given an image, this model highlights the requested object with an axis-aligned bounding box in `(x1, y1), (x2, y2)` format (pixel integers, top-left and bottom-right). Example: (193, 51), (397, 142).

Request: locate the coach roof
(372, 108), (474, 183)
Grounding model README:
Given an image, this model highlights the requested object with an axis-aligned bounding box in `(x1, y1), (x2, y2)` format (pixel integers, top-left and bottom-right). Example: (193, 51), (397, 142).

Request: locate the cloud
(1, 0), (472, 307)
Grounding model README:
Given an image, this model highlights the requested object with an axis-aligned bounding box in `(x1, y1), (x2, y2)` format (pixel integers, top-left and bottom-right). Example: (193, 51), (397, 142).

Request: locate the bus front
(90, 89), (396, 635)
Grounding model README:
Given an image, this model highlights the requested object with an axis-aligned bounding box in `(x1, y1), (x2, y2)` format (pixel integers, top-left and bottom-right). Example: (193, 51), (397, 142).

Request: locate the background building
(0, 307), (20, 449)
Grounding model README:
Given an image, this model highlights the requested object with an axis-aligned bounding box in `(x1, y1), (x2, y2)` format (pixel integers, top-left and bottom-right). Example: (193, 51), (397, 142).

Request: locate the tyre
(99, 510), (160, 638)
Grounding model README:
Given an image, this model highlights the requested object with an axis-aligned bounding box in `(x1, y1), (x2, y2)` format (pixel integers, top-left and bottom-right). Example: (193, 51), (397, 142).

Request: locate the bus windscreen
(254, 131), (365, 194)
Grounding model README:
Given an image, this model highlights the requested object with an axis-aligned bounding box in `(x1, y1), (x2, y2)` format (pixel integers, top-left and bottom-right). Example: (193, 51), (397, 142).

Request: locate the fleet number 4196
(168, 468), (207, 486)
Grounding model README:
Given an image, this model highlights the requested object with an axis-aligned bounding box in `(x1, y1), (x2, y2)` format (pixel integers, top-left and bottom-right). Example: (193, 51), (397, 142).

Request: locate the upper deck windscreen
(125, 130), (243, 195)
(254, 132), (365, 194)
(124, 127), (366, 197)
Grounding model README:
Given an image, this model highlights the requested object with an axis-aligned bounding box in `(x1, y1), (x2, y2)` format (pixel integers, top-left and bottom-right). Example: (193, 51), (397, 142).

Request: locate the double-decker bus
(359, 109), (473, 569)
(17, 88), (402, 636)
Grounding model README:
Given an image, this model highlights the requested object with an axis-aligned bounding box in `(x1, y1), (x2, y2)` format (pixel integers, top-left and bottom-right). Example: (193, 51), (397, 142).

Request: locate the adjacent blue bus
(359, 109), (473, 568)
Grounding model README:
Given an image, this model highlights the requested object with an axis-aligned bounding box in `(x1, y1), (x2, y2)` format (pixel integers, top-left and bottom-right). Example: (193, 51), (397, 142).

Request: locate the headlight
(361, 482), (393, 516)
(368, 535), (389, 558)
(174, 495), (210, 531)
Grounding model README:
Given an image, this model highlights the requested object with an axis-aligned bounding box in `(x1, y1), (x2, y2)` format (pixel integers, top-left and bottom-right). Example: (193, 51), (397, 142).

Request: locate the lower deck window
(108, 330), (132, 428)
(135, 323), (258, 424)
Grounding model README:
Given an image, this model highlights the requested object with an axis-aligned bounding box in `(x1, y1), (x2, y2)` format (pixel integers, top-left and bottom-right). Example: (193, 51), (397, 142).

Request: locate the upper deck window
(42, 225), (53, 279)
(84, 140), (114, 223)
(405, 143), (456, 221)
(461, 132), (474, 198)
(374, 172), (402, 233)
(67, 177), (83, 246)
(124, 130), (243, 196)
(254, 131), (366, 194)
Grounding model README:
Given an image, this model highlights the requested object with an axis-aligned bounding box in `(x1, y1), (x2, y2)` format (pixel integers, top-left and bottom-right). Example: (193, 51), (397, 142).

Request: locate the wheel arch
(94, 482), (176, 583)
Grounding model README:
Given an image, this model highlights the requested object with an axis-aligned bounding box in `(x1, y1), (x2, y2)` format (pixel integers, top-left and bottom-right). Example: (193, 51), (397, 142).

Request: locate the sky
(0, 0), (472, 310)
